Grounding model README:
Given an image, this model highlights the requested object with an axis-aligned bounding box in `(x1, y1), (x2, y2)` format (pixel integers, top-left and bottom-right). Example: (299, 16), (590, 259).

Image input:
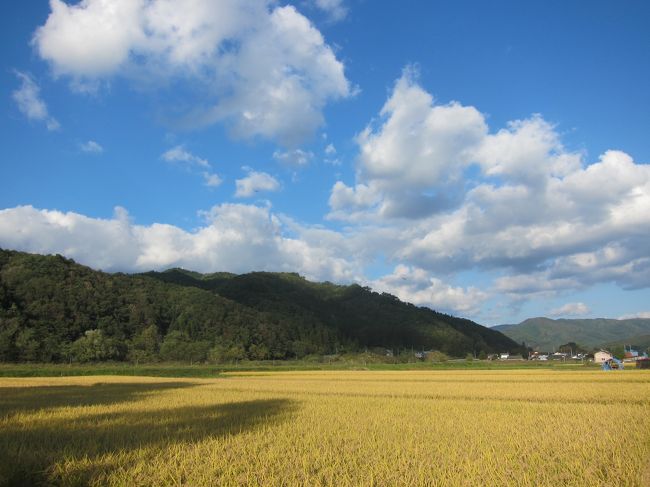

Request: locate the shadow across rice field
(0, 382), (294, 486)
(0, 381), (196, 416)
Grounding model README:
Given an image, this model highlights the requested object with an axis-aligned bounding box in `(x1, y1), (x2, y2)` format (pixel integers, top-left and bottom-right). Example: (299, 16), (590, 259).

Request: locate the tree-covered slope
(0, 248), (522, 362)
(143, 269), (520, 355)
(601, 334), (650, 352)
(493, 317), (650, 351)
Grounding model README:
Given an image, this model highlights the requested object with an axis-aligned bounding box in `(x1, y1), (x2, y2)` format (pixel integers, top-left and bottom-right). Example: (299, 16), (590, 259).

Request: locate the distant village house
(594, 350), (613, 364)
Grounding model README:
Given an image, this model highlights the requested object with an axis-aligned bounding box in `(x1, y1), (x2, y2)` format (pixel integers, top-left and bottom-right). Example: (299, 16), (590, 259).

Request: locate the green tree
(0, 317), (20, 361)
(291, 339), (314, 358)
(127, 324), (160, 364)
(209, 343), (246, 363)
(15, 328), (40, 362)
(186, 340), (211, 364)
(610, 345), (625, 360)
(425, 350), (449, 363)
(208, 343), (228, 364)
(70, 329), (120, 362)
(159, 331), (192, 362)
(248, 343), (269, 360)
(159, 331), (210, 363)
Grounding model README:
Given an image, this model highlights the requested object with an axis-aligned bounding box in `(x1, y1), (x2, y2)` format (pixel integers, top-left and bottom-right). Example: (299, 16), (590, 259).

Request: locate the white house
(594, 350), (613, 364)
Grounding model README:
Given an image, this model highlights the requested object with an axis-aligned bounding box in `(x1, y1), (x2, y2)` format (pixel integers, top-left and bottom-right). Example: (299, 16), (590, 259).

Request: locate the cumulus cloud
(161, 145), (209, 168)
(370, 265), (488, 316)
(235, 169), (280, 197)
(358, 68), (486, 190)
(548, 302), (590, 317)
(0, 204), (361, 283)
(328, 68), (587, 224)
(79, 140), (103, 153)
(332, 67), (487, 219)
(323, 143), (341, 165)
(33, 0), (351, 145)
(311, 0), (348, 22)
(401, 150), (650, 276)
(475, 115), (581, 185)
(162, 145), (223, 187)
(618, 312), (650, 320)
(33, 0), (145, 78)
(12, 71), (60, 130)
(202, 172), (223, 187)
(328, 181), (382, 220)
(325, 68), (650, 307)
(273, 149), (314, 167)
(494, 272), (578, 301)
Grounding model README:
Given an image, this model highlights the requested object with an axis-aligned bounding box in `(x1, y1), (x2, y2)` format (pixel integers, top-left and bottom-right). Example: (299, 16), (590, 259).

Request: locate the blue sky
(1, 0), (649, 325)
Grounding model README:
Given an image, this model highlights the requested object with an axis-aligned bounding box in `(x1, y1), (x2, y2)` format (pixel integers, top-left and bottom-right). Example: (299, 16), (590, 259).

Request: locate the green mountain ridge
(601, 334), (650, 352)
(493, 317), (650, 351)
(0, 248), (523, 363)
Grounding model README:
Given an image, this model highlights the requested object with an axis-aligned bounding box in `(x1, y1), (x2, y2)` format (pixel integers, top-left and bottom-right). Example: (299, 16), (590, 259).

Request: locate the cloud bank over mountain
(3, 1), (648, 322)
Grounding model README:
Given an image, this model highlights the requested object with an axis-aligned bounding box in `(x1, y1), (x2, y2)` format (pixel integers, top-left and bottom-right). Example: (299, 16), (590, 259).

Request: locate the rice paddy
(1, 370), (649, 486)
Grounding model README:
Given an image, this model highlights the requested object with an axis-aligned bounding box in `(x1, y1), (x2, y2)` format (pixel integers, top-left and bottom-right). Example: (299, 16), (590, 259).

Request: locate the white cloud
(161, 145), (209, 168)
(202, 172), (223, 187)
(12, 71), (60, 131)
(328, 181), (382, 220)
(162, 146), (223, 188)
(332, 67), (487, 219)
(0, 204), (360, 283)
(618, 312), (650, 320)
(475, 115), (581, 186)
(33, 0), (351, 146)
(33, 0), (144, 78)
(400, 150), (650, 277)
(357, 68), (486, 190)
(494, 272), (578, 301)
(311, 0), (348, 22)
(323, 143), (341, 165)
(273, 149), (314, 167)
(326, 68), (650, 307)
(235, 170), (280, 197)
(79, 140), (103, 153)
(548, 302), (590, 317)
(370, 265), (488, 316)
(0, 205), (139, 271)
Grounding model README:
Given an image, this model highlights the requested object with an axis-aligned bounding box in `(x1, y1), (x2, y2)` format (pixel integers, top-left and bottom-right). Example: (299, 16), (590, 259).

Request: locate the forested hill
(494, 317), (650, 351)
(0, 248), (522, 363)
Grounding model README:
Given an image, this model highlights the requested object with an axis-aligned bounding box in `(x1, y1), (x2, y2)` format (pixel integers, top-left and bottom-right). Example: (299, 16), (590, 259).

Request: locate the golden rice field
(1, 370), (649, 486)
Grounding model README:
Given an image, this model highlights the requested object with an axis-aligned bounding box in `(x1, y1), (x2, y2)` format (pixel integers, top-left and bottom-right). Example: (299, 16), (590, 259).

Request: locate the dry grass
(1, 370), (649, 486)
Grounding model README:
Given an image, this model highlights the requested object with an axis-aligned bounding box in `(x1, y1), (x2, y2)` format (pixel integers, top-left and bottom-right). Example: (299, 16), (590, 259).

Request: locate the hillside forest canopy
(0, 249), (524, 363)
